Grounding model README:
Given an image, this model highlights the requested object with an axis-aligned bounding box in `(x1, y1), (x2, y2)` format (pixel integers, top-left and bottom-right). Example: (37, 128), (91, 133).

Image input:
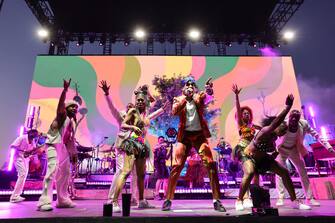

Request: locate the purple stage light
(7, 149), (15, 171)
(309, 106), (315, 118)
(321, 126), (328, 140)
(259, 46), (279, 56)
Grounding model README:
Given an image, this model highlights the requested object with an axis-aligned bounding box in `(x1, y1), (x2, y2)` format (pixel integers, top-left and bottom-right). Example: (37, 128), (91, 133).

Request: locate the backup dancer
(276, 109), (334, 207)
(99, 80), (139, 212)
(162, 76), (226, 212)
(109, 85), (169, 210)
(231, 84), (261, 210)
(37, 79), (78, 211)
(239, 94), (311, 210)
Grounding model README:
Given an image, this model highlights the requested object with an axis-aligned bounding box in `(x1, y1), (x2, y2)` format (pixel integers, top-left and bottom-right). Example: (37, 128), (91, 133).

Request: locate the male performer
(9, 129), (39, 203)
(162, 76), (226, 212)
(276, 109), (335, 206)
(37, 79), (78, 211)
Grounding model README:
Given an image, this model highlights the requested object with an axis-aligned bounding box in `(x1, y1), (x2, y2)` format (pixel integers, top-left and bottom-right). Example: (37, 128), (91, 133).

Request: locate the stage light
(309, 106), (315, 118)
(225, 41), (232, 47)
(283, 31), (295, 40)
(37, 28), (49, 38)
(188, 29), (201, 40)
(134, 29), (146, 39)
(249, 40), (256, 48)
(7, 149), (15, 171)
(124, 37), (130, 46)
(321, 126), (328, 140)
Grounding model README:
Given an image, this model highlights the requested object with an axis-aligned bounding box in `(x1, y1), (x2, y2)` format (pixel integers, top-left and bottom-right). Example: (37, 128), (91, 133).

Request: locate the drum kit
(75, 141), (116, 176)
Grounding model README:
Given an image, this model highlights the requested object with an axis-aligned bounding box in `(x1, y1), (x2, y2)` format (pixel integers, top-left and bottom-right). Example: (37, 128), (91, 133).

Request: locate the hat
(65, 100), (79, 108)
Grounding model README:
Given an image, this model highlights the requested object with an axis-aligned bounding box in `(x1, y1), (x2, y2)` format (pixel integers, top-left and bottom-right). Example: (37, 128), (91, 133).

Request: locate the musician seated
(9, 129), (40, 203)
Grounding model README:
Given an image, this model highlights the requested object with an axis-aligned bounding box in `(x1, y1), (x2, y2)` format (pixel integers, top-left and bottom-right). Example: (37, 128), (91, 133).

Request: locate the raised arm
(232, 84), (243, 127)
(57, 79), (71, 116)
(147, 101), (170, 120)
(99, 80), (123, 125)
(266, 94), (294, 133)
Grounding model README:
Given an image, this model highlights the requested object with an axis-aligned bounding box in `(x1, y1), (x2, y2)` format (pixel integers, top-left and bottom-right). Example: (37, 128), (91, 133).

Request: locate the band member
(231, 84), (261, 210)
(99, 80), (138, 212)
(240, 94), (311, 210)
(108, 84), (169, 210)
(9, 129), (39, 203)
(154, 136), (171, 200)
(276, 109), (335, 206)
(37, 79), (78, 211)
(162, 76), (226, 212)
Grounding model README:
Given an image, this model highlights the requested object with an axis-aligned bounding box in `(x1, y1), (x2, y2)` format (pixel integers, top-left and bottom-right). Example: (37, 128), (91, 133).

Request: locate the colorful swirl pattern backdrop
(28, 56), (301, 149)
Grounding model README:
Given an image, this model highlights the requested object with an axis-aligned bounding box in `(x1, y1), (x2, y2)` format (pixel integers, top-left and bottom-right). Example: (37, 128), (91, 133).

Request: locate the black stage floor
(1, 199), (335, 223)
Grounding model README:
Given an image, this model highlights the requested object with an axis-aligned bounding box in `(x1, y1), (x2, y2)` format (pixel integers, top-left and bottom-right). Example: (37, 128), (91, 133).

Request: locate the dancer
(9, 129), (39, 203)
(37, 79), (78, 211)
(99, 80), (138, 212)
(239, 94), (311, 210)
(162, 76), (226, 212)
(109, 85), (169, 210)
(276, 109), (334, 206)
(154, 136), (171, 200)
(231, 84), (261, 210)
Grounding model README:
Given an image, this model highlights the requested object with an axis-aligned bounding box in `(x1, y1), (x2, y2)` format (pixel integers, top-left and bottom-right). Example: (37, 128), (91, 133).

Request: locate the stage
(1, 199), (335, 223)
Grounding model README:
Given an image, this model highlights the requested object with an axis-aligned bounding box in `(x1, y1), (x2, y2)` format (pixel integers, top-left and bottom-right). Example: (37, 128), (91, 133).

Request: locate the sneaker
(213, 200), (226, 212)
(235, 200), (244, 211)
(138, 199), (155, 209)
(243, 198), (253, 208)
(276, 198), (284, 206)
(56, 201), (76, 208)
(292, 200), (311, 210)
(38, 204), (53, 211)
(162, 200), (172, 211)
(113, 202), (121, 213)
(131, 198), (138, 206)
(10, 196), (25, 203)
(307, 199), (320, 206)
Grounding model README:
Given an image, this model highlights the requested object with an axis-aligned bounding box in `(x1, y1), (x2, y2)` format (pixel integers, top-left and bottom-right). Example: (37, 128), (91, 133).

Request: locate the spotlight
(283, 31), (295, 40)
(134, 29), (146, 39)
(37, 28), (49, 38)
(124, 37), (130, 46)
(99, 35), (106, 46)
(225, 41), (232, 47)
(77, 37), (84, 46)
(249, 40), (256, 48)
(188, 29), (201, 40)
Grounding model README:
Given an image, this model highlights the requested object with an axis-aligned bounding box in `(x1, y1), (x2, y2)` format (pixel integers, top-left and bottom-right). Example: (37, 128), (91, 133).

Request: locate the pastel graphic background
(28, 56), (301, 149)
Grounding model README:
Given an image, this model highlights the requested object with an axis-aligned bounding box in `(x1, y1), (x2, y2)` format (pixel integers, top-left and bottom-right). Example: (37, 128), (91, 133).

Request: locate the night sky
(0, 0), (334, 166)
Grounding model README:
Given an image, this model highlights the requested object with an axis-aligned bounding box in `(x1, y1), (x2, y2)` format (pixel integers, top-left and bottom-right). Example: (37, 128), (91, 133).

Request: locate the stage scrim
(28, 56), (301, 148)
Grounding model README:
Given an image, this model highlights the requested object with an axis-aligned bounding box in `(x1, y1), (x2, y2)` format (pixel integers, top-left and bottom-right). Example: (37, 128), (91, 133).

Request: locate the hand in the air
(64, 78), (71, 91)
(232, 84), (242, 95)
(285, 94), (294, 107)
(99, 80), (110, 96)
(205, 77), (214, 95)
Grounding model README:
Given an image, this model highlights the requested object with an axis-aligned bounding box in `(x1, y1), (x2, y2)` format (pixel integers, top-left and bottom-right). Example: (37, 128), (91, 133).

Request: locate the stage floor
(1, 199), (335, 221)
